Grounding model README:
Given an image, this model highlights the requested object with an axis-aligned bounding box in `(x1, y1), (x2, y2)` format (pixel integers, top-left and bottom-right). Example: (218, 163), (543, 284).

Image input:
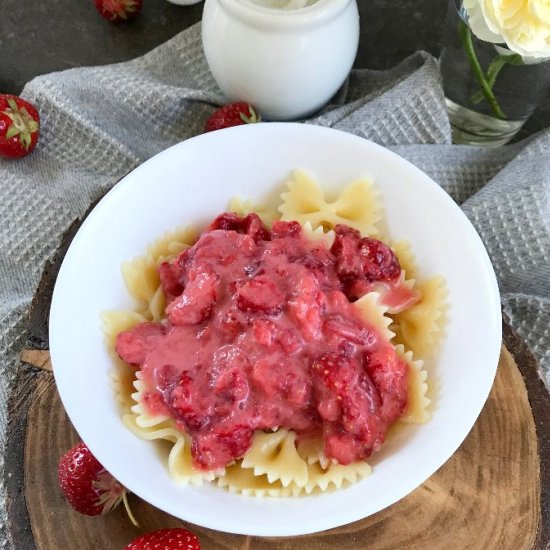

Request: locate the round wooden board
(6, 330), (548, 550)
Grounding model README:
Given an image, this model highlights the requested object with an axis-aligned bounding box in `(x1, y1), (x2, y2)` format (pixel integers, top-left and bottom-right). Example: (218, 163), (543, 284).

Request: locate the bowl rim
(49, 122), (502, 536)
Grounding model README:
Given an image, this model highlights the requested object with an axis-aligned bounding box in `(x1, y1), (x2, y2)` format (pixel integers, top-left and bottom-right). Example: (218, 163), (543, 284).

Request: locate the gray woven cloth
(0, 22), (549, 546)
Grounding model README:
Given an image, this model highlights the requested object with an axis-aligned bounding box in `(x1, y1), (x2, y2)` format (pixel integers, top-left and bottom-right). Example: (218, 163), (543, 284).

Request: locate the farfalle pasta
(103, 170), (447, 497)
(241, 429), (309, 488)
(279, 170), (381, 236)
(391, 276), (447, 358)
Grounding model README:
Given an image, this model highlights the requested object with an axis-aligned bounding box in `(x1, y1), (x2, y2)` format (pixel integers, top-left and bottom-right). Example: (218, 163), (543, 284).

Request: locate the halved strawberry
(0, 94), (40, 159)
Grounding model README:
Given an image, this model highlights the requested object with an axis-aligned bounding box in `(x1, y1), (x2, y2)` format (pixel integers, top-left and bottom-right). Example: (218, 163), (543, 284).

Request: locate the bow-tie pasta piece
(241, 429), (309, 488)
(299, 460), (372, 495)
(296, 434), (329, 469)
(302, 221), (335, 248)
(228, 197), (279, 227)
(353, 292), (395, 341)
(392, 276), (448, 359)
(391, 240), (419, 280)
(279, 171), (381, 236)
(395, 344), (430, 424)
(217, 463), (292, 497)
(146, 226), (198, 263)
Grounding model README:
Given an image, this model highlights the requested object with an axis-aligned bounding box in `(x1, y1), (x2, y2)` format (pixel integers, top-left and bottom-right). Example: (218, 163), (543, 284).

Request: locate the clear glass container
(439, 1), (550, 146)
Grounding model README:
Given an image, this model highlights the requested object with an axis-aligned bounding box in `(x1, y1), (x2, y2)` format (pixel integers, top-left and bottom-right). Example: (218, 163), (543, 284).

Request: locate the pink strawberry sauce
(116, 213), (414, 471)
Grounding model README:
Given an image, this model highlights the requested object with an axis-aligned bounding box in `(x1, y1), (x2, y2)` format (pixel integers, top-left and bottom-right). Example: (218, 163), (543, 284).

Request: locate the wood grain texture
(13, 344), (540, 550)
(503, 321), (550, 548)
(19, 350), (52, 372)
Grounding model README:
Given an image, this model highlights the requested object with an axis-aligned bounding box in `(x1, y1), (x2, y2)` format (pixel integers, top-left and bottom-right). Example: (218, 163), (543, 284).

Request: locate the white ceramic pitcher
(202, 0), (360, 120)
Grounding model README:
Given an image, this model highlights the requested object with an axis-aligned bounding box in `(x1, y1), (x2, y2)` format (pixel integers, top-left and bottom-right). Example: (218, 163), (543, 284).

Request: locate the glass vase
(439, 1), (550, 146)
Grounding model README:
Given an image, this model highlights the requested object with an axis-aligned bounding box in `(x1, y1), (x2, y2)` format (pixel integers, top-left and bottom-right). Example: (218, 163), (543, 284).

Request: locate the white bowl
(50, 123), (501, 537)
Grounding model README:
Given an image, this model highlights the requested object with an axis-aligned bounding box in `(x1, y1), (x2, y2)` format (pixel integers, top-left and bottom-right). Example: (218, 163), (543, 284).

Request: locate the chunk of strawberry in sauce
(331, 224), (401, 299)
(271, 220), (302, 239)
(364, 348), (408, 421)
(209, 212), (270, 243)
(191, 425), (254, 470)
(208, 212), (245, 232)
(167, 264), (220, 325)
(236, 274), (286, 315)
(287, 272), (326, 341)
(158, 261), (184, 298)
(359, 237), (401, 282)
(217, 307), (245, 341)
(312, 352), (356, 395)
(324, 432), (361, 465)
(331, 225), (363, 282)
(243, 214), (271, 243)
(210, 347), (250, 403)
(115, 323), (166, 365)
(323, 314), (376, 348)
(252, 319), (301, 353)
(169, 372), (213, 431)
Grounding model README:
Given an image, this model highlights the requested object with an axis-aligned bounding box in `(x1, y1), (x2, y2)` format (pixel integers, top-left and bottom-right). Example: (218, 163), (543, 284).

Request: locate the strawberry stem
(122, 492), (139, 527)
(240, 106), (261, 124)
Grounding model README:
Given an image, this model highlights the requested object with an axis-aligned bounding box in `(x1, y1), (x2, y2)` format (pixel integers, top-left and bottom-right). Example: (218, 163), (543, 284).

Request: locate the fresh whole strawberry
(58, 442), (137, 524)
(124, 528), (201, 550)
(94, 0), (143, 23)
(204, 102), (260, 132)
(0, 94), (40, 159)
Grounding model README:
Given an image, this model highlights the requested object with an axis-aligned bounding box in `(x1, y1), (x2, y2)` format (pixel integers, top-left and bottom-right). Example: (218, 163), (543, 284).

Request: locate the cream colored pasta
(395, 344), (431, 424)
(147, 227), (198, 263)
(228, 197), (279, 227)
(107, 173), (446, 497)
(301, 221), (335, 248)
(241, 429), (309, 488)
(217, 463), (292, 497)
(296, 434), (329, 468)
(391, 240), (418, 279)
(391, 276), (447, 359)
(279, 170), (381, 236)
(298, 460), (372, 495)
(353, 292), (395, 341)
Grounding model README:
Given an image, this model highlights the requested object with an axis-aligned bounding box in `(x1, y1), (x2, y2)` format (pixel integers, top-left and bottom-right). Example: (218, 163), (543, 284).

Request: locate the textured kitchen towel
(0, 22), (549, 547)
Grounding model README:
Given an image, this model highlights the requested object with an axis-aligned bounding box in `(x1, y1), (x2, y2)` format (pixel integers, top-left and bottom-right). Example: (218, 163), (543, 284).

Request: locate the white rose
(463, 0), (550, 59)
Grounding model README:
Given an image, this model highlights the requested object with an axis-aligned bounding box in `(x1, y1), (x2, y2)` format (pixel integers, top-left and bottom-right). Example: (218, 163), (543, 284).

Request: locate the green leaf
(6, 98), (18, 112)
(5, 126), (19, 140)
(502, 53), (523, 66)
(20, 132), (31, 149)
